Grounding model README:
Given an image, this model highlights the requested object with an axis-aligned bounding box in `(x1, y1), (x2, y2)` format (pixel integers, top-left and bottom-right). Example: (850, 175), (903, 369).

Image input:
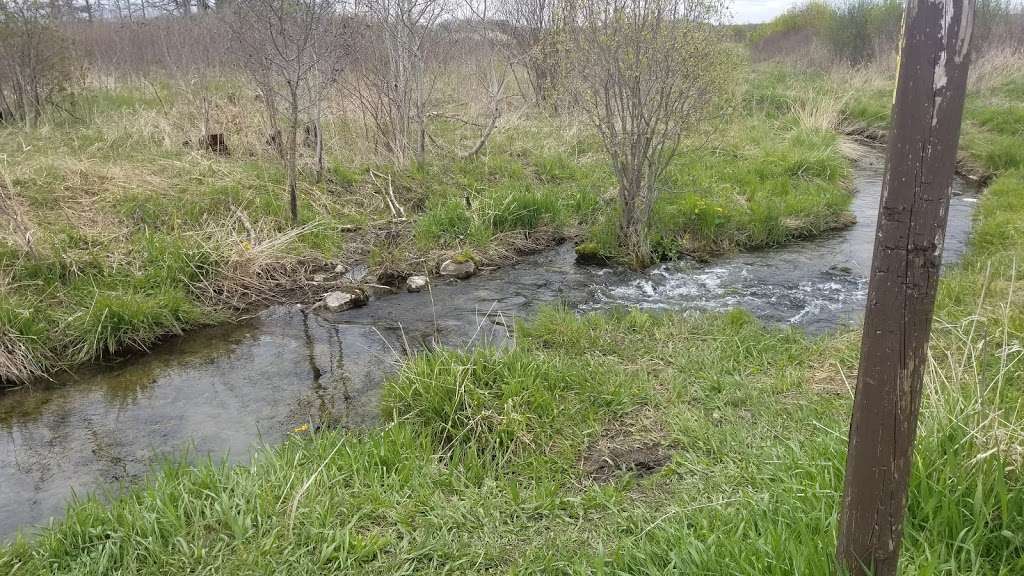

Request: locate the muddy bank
(0, 151), (979, 540)
(841, 122), (994, 186)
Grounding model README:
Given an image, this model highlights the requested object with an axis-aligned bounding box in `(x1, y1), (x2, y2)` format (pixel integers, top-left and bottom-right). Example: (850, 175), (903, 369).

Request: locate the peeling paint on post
(836, 1), (976, 575)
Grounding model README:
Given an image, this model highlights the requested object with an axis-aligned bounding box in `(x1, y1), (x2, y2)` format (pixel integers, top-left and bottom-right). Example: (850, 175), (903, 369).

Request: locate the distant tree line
(5, 0), (234, 22)
(751, 0), (1024, 66)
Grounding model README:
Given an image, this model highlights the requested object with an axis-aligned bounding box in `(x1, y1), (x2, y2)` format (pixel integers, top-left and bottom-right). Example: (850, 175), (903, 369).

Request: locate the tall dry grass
(0, 164), (37, 256)
(969, 47), (1024, 91)
(790, 86), (849, 132)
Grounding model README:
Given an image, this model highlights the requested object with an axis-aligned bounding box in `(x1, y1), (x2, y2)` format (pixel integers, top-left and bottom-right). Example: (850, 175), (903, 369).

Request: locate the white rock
(439, 259), (476, 280)
(322, 289), (367, 312)
(406, 275), (429, 292)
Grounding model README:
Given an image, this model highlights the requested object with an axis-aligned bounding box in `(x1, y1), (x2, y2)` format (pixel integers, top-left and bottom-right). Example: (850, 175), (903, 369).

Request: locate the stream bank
(0, 151), (979, 540)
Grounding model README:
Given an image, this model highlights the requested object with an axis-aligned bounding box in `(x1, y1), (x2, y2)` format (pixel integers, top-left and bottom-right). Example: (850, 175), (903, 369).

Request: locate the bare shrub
(0, 1), (73, 126)
(829, 0), (902, 66)
(976, 0), (1024, 54)
(498, 0), (569, 104)
(569, 0), (735, 267)
(452, 46), (510, 159)
(153, 15), (236, 151)
(428, 2), (522, 159)
(749, 1), (833, 66)
(67, 16), (235, 76)
(349, 0), (453, 165)
(231, 0), (345, 223)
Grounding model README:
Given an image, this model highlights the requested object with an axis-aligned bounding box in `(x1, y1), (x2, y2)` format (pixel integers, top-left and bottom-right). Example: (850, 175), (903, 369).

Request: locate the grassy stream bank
(2, 65), (1022, 574)
(1, 69), (853, 384)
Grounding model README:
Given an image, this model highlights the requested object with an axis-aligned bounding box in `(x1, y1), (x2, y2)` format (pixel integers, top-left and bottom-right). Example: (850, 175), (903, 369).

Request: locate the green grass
(2, 304), (1019, 574)
(580, 67), (855, 262)
(411, 143), (607, 251)
(2, 69), (859, 382)
(3, 64), (1024, 574)
(1, 82), (609, 382)
(650, 121), (851, 258)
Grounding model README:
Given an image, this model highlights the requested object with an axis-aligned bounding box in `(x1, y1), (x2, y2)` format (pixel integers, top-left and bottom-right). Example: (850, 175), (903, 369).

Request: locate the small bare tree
(453, 43), (509, 159)
(0, 0), (72, 127)
(231, 0), (343, 224)
(350, 0), (452, 165)
(498, 0), (567, 105)
(432, 1), (521, 159)
(570, 0), (733, 267)
(148, 15), (233, 153)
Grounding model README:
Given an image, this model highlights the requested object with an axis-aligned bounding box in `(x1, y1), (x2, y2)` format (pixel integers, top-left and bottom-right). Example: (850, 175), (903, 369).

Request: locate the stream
(0, 151), (979, 540)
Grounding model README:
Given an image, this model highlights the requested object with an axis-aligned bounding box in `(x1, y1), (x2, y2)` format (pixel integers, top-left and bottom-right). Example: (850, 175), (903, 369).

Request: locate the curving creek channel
(1, 150), (980, 540)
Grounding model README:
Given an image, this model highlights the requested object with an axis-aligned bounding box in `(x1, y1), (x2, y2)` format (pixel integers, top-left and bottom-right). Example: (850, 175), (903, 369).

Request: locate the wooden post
(837, 1), (976, 575)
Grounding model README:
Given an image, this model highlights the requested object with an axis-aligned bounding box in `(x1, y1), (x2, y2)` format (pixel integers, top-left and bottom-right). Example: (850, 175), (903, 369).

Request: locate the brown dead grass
(0, 329), (47, 386)
(791, 87), (849, 133)
(191, 221), (335, 309)
(968, 48), (1024, 92)
(580, 406), (672, 483)
(807, 331), (859, 396)
(0, 167), (38, 256)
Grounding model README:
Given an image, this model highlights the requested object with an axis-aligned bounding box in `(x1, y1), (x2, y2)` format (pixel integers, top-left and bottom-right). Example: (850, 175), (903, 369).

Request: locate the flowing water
(0, 152), (979, 540)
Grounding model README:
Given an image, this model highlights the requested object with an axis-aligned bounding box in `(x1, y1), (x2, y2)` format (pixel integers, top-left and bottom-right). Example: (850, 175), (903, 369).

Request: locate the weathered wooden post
(837, 1), (976, 575)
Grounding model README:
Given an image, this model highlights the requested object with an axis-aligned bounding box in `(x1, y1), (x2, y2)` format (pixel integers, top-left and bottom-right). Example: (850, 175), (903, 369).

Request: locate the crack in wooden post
(836, 1), (976, 575)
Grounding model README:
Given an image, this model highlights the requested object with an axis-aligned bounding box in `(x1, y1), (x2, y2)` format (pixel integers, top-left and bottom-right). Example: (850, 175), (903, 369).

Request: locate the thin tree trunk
(261, 80), (285, 161)
(287, 81), (300, 224)
(201, 92), (210, 143)
(314, 100), (324, 183)
(619, 182), (651, 270)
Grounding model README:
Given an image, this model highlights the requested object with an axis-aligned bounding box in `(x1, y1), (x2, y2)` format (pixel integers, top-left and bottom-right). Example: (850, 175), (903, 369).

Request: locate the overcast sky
(731, 0), (803, 23)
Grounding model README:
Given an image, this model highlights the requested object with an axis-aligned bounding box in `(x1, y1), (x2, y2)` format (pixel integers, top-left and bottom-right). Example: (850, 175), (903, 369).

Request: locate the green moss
(574, 241), (610, 265)
(451, 250), (476, 264)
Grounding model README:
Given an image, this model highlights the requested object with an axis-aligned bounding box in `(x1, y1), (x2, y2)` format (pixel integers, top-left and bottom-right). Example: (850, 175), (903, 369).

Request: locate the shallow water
(0, 152), (978, 540)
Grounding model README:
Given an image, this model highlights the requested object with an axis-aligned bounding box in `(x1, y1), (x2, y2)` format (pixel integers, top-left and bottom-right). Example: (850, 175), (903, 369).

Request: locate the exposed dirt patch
(582, 408), (673, 483)
(583, 443), (671, 483)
